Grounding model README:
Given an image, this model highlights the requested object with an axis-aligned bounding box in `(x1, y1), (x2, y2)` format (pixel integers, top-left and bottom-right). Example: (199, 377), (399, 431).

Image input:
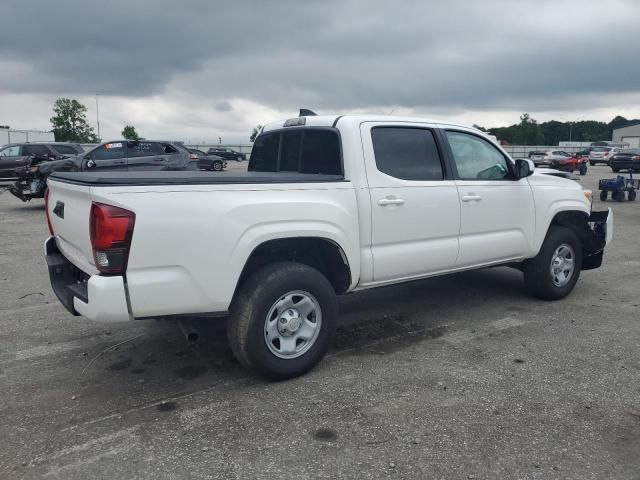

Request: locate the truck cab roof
(261, 114), (481, 134)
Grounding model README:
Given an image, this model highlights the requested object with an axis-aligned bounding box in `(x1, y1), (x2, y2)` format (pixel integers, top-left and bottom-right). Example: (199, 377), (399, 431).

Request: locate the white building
(612, 122), (640, 148)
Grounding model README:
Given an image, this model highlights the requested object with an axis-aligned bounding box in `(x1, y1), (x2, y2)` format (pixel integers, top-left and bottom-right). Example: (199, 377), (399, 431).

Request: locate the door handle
(462, 194), (482, 202)
(377, 197), (405, 206)
(154, 157), (167, 162)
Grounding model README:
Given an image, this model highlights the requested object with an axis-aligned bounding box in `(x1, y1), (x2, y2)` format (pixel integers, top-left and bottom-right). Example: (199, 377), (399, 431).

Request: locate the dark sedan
(206, 147), (246, 161)
(187, 148), (227, 171)
(609, 149), (640, 173)
(0, 142), (84, 179)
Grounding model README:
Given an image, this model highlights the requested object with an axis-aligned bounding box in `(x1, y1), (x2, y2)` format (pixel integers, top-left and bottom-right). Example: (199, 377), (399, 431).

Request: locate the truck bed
(49, 171), (345, 186)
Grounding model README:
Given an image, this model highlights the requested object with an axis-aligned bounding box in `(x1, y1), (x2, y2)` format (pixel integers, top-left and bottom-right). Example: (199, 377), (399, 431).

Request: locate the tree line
(46, 97), (639, 146)
(475, 113), (639, 146)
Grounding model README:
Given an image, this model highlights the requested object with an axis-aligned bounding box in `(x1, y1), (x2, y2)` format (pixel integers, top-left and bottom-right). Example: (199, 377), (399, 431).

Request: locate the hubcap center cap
(279, 309), (301, 334)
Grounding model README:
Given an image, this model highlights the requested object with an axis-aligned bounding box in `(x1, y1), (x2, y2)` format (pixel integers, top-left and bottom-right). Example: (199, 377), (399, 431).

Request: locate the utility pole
(95, 94), (101, 140)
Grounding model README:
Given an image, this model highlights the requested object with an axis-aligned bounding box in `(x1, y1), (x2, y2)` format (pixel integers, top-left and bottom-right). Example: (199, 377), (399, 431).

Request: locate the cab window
(447, 131), (511, 180)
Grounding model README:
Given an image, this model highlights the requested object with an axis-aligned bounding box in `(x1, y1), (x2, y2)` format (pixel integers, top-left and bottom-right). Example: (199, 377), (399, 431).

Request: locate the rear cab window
(249, 128), (342, 175)
(371, 127), (444, 180)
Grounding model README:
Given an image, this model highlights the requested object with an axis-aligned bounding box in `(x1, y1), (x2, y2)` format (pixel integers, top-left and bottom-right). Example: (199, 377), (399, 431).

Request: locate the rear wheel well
(237, 238), (352, 295)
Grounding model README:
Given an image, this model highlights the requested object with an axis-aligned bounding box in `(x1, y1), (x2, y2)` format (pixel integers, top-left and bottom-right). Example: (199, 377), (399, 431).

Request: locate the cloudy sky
(1, 0), (639, 144)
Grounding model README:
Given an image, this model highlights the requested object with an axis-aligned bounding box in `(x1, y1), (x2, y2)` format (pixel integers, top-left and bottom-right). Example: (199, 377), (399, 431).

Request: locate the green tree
(122, 125), (140, 140)
(513, 113), (544, 146)
(249, 124), (263, 142)
(50, 98), (99, 143)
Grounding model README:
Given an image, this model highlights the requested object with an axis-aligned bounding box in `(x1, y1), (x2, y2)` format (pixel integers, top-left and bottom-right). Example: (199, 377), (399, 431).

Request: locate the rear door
(444, 130), (535, 267)
(83, 142), (128, 171)
(126, 141), (165, 170)
(362, 123), (461, 283)
(0, 144), (24, 178)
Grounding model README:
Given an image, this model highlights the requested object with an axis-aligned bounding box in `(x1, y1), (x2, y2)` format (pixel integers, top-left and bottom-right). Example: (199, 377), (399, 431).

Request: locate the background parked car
(529, 150), (572, 167)
(608, 149), (640, 173)
(0, 142), (83, 179)
(187, 148), (227, 171)
(206, 147), (246, 161)
(8, 140), (197, 202)
(589, 146), (622, 166)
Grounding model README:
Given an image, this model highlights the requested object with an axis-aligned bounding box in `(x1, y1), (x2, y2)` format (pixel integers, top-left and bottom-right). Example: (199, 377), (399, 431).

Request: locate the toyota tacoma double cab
(44, 114), (613, 379)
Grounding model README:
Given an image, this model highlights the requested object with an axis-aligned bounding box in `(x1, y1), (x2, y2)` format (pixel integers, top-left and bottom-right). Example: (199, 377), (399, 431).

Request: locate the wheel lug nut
(279, 318), (286, 323)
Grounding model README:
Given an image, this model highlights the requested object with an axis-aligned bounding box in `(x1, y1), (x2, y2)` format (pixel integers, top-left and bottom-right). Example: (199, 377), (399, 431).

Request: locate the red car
(549, 153), (588, 176)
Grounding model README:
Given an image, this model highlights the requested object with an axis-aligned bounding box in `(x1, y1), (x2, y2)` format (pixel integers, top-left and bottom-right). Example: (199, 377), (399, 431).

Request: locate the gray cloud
(1, 0), (639, 116)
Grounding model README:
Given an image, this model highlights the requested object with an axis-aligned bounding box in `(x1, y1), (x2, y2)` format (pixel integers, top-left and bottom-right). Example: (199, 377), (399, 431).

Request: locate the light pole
(95, 94), (101, 140)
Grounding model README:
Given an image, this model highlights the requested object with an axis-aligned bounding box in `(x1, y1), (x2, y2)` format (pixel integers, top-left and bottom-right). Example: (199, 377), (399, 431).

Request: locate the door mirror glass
(514, 158), (534, 178)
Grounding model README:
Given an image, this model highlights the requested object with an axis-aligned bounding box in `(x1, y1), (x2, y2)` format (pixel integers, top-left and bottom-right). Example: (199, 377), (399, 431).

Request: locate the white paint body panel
(45, 114), (604, 323)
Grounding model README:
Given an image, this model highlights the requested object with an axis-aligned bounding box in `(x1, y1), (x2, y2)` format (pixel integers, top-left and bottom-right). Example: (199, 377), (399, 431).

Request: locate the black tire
(524, 226), (582, 301)
(628, 190), (636, 201)
(613, 191), (625, 202)
(212, 160), (223, 171)
(612, 167), (620, 173)
(589, 161), (595, 166)
(227, 262), (337, 379)
(599, 190), (607, 201)
(236, 155), (242, 162)
(579, 165), (587, 176)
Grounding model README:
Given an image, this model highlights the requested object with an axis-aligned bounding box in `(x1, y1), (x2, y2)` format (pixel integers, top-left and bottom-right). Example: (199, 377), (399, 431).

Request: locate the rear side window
(22, 144), (51, 156)
(371, 127), (443, 180)
(128, 142), (162, 157)
(250, 132), (280, 171)
(52, 144), (80, 155)
(249, 129), (342, 175)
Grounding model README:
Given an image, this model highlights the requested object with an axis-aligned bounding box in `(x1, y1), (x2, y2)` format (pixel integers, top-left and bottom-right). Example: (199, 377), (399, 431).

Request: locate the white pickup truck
(44, 114), (613, 378)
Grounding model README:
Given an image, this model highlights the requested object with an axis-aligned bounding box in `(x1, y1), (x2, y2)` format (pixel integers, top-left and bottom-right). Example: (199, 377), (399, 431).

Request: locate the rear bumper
(45, 237), (131, 322)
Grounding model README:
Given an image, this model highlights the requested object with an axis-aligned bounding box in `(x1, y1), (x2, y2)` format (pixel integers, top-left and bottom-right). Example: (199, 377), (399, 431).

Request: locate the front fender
(534, 199), (590, 253)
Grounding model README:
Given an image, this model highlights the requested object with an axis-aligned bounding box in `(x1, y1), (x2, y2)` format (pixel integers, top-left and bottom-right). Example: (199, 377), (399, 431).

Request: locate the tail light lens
(189, 153), (199, 160)
(633, 156), (640, 161)
(89, 202), (135, 274)
(44, 188), (53, 235)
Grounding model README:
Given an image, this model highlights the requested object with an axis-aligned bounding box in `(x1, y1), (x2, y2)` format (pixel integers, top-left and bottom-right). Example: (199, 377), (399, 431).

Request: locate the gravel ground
(0, 164), (638, 479)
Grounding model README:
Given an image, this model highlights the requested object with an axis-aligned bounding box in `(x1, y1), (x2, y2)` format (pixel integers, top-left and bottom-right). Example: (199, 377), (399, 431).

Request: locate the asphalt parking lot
(1, 164), (639, 479)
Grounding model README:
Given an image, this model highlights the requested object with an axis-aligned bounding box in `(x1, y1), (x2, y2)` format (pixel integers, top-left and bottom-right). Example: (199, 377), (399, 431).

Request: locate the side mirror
(514, 158), (534, 179)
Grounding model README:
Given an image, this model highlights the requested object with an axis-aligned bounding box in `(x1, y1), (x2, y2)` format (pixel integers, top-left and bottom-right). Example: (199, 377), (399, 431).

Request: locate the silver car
(529, 150), (571, 167)
(589, 147), (622, 166)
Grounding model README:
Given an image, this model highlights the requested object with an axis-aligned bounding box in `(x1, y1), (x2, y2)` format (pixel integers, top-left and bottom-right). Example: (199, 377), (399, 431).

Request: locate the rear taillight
(189, 153), (199, 160)
(633, 156), (640, 161)
(44, 188), (53, 235)
(89, 202), (135, 274)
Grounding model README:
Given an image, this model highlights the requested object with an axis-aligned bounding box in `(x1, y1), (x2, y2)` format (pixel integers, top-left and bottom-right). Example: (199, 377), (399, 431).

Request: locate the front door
(361, 123), (461, 283)
(83, 142), (128, 172)
(444, 130), (535, 267)
(0, 144), (23, 178)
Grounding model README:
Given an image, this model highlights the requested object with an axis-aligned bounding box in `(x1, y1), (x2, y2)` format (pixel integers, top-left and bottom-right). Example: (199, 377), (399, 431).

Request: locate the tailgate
(47, 178), (97, 275)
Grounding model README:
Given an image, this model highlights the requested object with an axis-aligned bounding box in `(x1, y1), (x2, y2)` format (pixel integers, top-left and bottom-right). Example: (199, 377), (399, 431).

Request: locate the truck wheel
(599, 190), (607, 201)
(524, 226), (582, 301)
(227, 262), (337, 379)
(628, 190), (636, 201)
(212, 161), (223, 171)
(579, 165), (587, 175)
(589, 161), (595, 166)
(612, 167), (620, 173)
